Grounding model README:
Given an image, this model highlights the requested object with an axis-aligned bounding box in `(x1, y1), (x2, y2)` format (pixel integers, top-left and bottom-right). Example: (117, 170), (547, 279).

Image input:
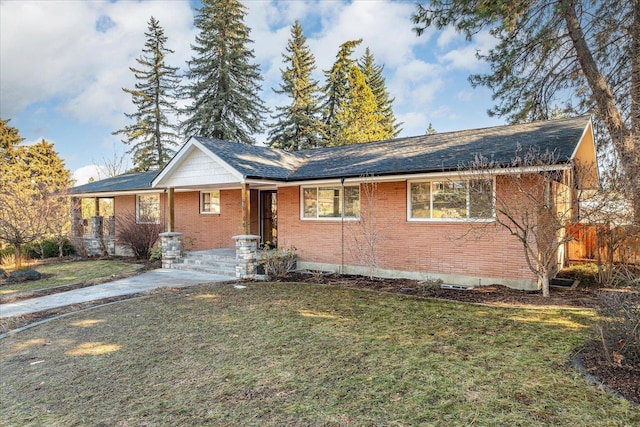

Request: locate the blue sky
(1, 0), (504, 184)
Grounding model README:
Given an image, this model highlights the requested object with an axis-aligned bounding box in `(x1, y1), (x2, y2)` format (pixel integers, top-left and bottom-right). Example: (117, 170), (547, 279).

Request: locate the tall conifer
(358, 47), (402, 138)
(268, 21), (325, 151)
(182, 0), (267, 144)
(322, 39), (362, 146)
(336, 66), (390, 144)
(113, 16), (181, 171)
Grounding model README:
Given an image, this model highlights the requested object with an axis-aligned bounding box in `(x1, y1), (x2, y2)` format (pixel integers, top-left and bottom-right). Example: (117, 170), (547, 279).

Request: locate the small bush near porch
(1, 283), (637, 426)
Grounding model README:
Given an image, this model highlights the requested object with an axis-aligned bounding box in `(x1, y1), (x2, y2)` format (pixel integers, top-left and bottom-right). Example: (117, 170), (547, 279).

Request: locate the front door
(260, 191), (277, 247)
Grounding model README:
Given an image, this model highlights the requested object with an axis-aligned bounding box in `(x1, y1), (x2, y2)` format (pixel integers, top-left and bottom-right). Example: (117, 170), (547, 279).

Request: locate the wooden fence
(566, 223), (640, 265)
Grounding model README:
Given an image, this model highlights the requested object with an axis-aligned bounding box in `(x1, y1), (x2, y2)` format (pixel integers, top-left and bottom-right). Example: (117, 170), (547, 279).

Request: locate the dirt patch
(281, 272), (637, 309)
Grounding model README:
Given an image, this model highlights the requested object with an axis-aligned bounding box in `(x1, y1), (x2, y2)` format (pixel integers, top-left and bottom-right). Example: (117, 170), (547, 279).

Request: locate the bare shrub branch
(115, 212), (164, 260)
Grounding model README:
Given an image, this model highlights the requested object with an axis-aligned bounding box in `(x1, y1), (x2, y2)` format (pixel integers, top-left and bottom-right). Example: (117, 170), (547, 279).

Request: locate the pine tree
(268, 21), (326, 151)
(322, 39), (362, 146)
(413, 0), (640, 221)
(182, 0), (267, 144)
(426, 122), (437, 135)
(336, 66), (390, 144)
(113, 16), (181, 172)
(0, 118), (24, 165)
(358, 47), (402, 138)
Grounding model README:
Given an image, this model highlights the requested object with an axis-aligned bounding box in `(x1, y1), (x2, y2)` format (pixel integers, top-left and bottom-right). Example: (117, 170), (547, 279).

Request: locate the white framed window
(301, 185), (360, 219)
(408, 178), (494, 221)
(136, 194), (160, 224)
(200, 190), (221, 214)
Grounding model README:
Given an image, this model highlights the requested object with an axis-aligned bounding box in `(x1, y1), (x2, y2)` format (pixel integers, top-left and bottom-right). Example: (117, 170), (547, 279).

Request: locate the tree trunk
(13, 243), (23, 270)
(541, 269), (550, 298)
(562, 0), (640, 222)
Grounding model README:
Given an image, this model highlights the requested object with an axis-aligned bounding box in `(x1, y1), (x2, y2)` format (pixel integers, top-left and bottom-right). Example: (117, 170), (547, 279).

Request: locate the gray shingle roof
(288, 115), (590, 180)
(70, 116), (590, 194)
(68, 170), (159, 194)
(194, 137), (304, 180)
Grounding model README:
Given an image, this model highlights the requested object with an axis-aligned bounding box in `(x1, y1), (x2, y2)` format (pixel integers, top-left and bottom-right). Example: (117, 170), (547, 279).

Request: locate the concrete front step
(172, 262), (236, 277)
(173, 249), (237, 277)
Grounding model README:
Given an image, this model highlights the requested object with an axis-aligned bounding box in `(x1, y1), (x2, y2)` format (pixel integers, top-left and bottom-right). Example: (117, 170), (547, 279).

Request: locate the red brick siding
(114, 190), (250, 251)
(277, 181), (537, 283)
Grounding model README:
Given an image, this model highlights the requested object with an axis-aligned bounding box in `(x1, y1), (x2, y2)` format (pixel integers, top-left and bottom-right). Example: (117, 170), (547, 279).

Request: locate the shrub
(260, 247), (297, 279)
(116, 212), (164, 260)
(0, 245), (15, 265)
(24, 238), (75, 259)
(594, 291), (640, 367)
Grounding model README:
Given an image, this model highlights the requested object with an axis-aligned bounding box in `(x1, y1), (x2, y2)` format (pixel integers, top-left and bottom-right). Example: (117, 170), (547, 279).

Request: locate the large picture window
(200, 190), (220, 214)
(302, 185), (360, 219)
(136, 194), (160, 224)
(409, 179), (494, 221)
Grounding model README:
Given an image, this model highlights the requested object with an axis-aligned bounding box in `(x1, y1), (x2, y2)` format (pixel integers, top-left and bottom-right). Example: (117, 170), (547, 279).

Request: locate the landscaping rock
(6, 269), (42, 283)
(0, 268), (7, 279)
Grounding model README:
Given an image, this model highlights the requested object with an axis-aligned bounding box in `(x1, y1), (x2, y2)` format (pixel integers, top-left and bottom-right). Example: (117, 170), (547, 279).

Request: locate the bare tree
(92, 150), (130, 180)
(347, 176), (387, 279)
(466, 148), (601, 297)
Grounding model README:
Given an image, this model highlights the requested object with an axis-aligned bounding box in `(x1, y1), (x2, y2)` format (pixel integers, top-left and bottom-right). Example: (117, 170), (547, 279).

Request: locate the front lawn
(0, 282), (636, 426)
(0, 260), (143, 297)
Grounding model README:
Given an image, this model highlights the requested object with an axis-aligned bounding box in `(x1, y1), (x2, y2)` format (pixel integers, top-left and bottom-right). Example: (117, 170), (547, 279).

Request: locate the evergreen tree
(268, 21), (326, 151)
(426, 122), (437, 135)
(413, 0), (640, 221)
(0, 118), (24, 165)
(182, 0), (267, 144)
(358, 47), (402, 137)
(336, 66), (390, 144)
(322, 39), (362, 146)
(0, 128), (72, 266)
(113, 16), (181, 172)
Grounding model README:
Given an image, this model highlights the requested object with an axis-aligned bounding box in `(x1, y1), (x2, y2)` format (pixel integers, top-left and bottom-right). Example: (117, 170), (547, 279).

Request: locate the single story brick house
(69, 116), (597, 290)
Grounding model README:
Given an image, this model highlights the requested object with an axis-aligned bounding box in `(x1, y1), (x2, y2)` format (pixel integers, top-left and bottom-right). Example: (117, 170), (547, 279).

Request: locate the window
(200, 190), (220, 214)
(409, 179), (494, 221)
(302, 185), (360, 219)
(136, 194), (160, 224)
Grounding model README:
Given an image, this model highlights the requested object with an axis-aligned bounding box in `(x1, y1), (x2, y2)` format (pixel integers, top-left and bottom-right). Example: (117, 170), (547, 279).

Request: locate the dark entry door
(260, 191), (277, 247)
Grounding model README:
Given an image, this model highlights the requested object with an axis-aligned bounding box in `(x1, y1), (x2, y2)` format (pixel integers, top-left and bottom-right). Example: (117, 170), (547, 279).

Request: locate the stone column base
(160, 232), (183, 269)
(233, 234), (261, 279)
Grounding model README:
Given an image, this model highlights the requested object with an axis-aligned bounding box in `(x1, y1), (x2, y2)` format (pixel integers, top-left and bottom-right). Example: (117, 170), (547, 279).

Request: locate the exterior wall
(172, 189), (249, 251)
(109, 190), (258, 253)
(277, 181), (539, 290)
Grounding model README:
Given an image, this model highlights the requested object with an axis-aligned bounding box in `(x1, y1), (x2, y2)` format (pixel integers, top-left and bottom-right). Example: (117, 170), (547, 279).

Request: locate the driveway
(0, 269), (235, 319)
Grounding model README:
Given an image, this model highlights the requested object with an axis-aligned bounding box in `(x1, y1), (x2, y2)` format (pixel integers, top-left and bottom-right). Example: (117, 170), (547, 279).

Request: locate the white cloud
(73, 164), (105, 186)
(0, 0), (194, 126)
(438, 30), (497, 71)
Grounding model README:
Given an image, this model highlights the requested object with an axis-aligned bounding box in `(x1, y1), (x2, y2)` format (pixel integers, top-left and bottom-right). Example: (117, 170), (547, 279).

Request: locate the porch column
(233, 234), (260, 279)
(71, 197), (83, 237)
(167, 187), (175, 232)
(160, 232), (183, 269)
(94, 197), (100, 216)
(241, 183), (250, 235)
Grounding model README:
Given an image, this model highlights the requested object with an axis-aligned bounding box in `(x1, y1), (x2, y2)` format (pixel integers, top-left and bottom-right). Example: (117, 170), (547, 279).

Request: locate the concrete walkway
(0, 269), (236, 319)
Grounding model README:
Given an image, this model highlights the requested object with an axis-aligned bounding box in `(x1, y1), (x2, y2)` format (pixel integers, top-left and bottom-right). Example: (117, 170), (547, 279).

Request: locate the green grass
(0, 282), (636, 426)
(0, 260), (142, 296)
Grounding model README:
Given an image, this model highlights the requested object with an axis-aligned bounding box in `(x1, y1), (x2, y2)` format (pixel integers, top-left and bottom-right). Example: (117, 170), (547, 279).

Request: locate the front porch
(160, 233), (265, 280)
